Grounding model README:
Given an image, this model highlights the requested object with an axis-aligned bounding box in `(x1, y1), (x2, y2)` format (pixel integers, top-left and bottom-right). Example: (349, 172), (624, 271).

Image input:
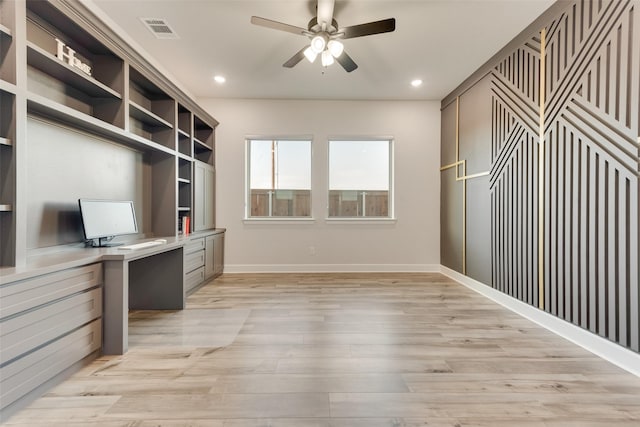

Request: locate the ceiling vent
(140, 18), (179, 39)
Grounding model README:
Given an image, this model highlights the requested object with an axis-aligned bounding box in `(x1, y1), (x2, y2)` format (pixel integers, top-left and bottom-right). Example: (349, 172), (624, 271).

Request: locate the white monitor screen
(79, 199), (138, 240)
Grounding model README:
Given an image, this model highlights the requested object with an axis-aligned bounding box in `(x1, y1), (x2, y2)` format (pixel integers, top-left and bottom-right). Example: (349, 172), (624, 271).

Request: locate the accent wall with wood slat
(441, 0), (640, 353)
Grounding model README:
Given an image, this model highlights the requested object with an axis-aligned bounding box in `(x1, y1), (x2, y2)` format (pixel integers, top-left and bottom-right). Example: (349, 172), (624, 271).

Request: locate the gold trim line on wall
(439, 96), (490, 276)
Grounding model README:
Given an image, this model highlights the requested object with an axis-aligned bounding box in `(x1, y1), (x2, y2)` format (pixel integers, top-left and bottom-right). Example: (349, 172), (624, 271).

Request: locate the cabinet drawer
(1, 288), (102, 365)
(184, 250), (205, 273)
(184, 266), (204, 293)
(0, 319), (101, 410)
(184, 237), (205, 254)
(0, 263), (103, 320)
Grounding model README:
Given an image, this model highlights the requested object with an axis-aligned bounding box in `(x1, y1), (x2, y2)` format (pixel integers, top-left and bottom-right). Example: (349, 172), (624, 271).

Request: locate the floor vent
(140, 18), (179, 39)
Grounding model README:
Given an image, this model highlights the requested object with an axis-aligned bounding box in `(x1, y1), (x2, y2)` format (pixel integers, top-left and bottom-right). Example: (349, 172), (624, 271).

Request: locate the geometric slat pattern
(489, 0), (640, 352)
(490, 34), (542, 310)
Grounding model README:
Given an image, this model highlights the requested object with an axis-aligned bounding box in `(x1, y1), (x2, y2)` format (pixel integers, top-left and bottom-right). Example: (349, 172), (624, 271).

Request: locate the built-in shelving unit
(0, 0), (17, 267)
(0, 0), (219, 268)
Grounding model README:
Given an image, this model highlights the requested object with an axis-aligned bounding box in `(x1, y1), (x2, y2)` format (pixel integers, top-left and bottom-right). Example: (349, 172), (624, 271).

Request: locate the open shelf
(0, 22), (16, 85)
(178, 104), (191, 136)
(178, 158), (192, 181)
(193, 114), (214, 165)
(26, 42), (121, 99)
(0, 90), (15, 147)
(128, 67), (175, 148)
(193, 137), (211, 150)
(129, 100), (173, 129)
(0, 24), (12, 38)
(27, 93), (175, 156)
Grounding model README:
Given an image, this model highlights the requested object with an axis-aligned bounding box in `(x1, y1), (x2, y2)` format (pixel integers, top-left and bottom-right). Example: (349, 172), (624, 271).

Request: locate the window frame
(326, 137), (395, 221)
(244, 136), (314, 222)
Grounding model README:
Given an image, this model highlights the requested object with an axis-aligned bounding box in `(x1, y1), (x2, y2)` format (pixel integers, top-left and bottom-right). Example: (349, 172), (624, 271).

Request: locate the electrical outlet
(308, 246), (316, 256)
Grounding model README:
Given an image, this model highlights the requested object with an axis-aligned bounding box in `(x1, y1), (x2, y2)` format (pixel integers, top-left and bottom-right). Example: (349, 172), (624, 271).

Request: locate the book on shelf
(181, 216), (190, 235)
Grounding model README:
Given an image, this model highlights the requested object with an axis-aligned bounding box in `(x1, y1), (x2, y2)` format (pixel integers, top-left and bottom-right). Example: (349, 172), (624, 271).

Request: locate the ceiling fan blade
(283, 46), (309, 68)
(341, 18), (396, 39)
(336, 50), (358, 72)
(251, 16), (308, 36)
(316, 0), (335, 28)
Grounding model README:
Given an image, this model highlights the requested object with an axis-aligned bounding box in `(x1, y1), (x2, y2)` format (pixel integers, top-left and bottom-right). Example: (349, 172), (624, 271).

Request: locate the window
(328, 139), (393, 218)
(247, 138), (311, 218)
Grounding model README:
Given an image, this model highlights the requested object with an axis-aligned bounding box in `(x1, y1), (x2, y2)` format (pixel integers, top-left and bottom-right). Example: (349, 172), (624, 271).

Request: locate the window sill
(243, 218), (316, 225)
(325, 217), (397, 225)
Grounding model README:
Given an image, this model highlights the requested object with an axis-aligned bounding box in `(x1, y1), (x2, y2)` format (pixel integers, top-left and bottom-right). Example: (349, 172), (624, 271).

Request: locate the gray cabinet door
(205, 234), (215, 279)
(213, 233), (224, 276)
(193, 161), (215, 232)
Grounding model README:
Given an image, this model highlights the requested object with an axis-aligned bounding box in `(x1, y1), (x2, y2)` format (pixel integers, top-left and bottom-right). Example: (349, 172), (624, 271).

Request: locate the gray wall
(26, 116), (148, 249)
(441, 0), (640, 353)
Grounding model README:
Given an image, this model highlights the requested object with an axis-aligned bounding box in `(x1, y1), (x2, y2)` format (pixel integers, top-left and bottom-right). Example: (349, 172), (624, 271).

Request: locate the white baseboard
(440, 265), (640, 378)
(224, 264), (440, 274)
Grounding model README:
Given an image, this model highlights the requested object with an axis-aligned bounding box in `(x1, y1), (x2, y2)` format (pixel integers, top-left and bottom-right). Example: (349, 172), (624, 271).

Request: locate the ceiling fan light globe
(310, 34), (327, 53)
(304, 47), (318, 63)
(321, 49), (335, 67)
(327, 40), (344, 58)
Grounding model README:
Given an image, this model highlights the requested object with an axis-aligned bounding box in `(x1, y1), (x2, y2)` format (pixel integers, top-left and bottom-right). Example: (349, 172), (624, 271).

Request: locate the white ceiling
(86, 0), (554, 101)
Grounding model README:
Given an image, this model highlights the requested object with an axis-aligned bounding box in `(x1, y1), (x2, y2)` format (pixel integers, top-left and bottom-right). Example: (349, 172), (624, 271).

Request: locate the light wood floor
(5, 273), (640, 426)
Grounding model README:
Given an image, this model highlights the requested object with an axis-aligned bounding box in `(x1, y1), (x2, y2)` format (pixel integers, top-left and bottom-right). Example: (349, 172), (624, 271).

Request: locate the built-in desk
(101, 239), (185, 355)
(0, 230), (225, 416)
(0, 229), (225, 357)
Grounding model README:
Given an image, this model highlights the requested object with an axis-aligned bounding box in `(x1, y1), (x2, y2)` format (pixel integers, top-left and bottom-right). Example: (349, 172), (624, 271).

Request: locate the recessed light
(411, 79), (423, 87)
(214, 75), (226, 84)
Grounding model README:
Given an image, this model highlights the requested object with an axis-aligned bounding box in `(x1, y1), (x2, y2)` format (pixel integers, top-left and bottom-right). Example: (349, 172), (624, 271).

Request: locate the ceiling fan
(250, 0), (396, 72)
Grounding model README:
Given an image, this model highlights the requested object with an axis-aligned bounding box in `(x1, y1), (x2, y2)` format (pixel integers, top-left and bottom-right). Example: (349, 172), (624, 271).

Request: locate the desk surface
(0, 229), (225, 285)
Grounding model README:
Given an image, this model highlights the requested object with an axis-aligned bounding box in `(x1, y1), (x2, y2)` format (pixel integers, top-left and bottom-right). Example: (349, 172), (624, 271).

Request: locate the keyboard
(118, 239), (167, 251)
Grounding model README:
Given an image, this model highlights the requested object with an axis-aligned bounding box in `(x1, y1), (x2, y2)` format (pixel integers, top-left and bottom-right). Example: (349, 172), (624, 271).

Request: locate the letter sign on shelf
(55, 38), (92, 76)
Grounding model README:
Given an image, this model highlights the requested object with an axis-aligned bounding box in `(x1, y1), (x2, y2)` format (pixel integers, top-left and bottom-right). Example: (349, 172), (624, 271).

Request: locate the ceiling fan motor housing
(307, 17), (339, 34)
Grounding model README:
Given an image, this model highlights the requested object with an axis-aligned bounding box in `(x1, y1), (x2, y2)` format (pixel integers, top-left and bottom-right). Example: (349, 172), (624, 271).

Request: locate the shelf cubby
(0, 23), (11, 38)
(193, 115), (214, 165)
(128, 67), (175, 148)
(194, 138), (214, 164)
(178, 157), (192, 181)
(0, 89), (15, 142)
(178, 104), (191, 135)
(0, 24), (15, 85)
(26, 42), (121, 99)
(178, 132), (191, 157)
(176, 104), (192, 156)
(177, 156), (193, 234)
(178, 181), (192, 209)
(0, 0), (16, 86)
(24, 3), (126, 128)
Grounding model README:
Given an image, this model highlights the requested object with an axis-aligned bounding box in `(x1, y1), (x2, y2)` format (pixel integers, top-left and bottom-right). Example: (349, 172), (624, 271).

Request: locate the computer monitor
(78, 199), (138, 247)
